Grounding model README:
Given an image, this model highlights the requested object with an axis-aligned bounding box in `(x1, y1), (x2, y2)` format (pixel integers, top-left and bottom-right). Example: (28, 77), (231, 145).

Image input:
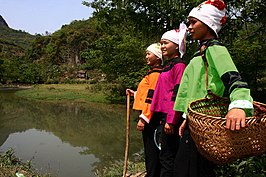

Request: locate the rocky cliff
(0, 15), (9, 27)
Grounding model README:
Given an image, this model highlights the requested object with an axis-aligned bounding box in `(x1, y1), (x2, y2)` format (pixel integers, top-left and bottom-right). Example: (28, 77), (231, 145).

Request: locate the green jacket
(174, 39), (253, 116)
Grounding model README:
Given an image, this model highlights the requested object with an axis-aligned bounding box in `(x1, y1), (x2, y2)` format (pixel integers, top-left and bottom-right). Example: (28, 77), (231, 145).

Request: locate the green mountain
(0, 15), (35, 58)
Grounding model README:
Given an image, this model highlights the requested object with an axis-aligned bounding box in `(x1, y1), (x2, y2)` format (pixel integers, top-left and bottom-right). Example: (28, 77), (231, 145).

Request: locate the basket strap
(200, 45), (209, 92)
(200, 45), (220, 99)
(254, 101), (266, 114)
(252, 102), (266, 123)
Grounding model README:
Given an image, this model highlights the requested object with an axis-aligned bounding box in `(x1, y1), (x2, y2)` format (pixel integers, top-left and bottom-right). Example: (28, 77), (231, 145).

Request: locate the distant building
(77, 70), (87, 79)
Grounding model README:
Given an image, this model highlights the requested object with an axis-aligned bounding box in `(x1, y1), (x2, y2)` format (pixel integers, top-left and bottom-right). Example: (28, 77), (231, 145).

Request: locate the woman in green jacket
(173, 0), (253, 176)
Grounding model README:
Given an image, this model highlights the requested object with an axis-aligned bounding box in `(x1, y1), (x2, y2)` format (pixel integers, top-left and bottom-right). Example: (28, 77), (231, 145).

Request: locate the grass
(0, 148), (146, 177)
(95, 160), (146, 177)
(96, 154), (266, 177)
(0, 149), (52, 177)
(15, 84), (109, 103)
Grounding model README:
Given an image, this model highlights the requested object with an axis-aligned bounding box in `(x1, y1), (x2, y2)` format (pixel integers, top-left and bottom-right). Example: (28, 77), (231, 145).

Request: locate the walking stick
(123, 92), (131, 177)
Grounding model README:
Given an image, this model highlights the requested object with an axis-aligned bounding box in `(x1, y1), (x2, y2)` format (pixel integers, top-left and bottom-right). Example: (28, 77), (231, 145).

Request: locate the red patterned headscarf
(188, 0), (227, 36)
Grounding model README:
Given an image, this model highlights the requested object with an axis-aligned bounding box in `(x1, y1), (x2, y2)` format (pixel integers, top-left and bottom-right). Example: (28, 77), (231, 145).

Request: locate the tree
(222, 0), (266, 102)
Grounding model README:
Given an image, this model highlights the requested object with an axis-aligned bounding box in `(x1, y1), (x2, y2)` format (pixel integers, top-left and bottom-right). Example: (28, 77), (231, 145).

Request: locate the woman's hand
(136, 118), (146, 131)
(179, 119), (187, 137)
(225, 108), (246, 130)
(164, 123), (174, 134)
(126, 89), (135, 96)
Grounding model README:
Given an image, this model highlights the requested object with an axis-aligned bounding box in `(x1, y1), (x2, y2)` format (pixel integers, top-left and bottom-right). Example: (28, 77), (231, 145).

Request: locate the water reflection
(0, 90), (142, 177)
(1, 129), (98, 177)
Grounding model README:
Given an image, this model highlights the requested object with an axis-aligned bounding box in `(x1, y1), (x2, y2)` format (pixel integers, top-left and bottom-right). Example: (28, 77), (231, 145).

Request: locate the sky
(0, 0), (94, 35)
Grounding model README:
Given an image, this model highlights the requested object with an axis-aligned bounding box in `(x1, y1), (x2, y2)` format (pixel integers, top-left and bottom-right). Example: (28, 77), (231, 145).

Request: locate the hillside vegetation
(0, 25), (35, 57)
(0, 0), (265, 103)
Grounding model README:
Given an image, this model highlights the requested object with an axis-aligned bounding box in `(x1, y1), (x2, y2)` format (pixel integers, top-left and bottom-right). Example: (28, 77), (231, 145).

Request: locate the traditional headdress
(188, 0), (227, 36)
(146, 43), (163, 64)
(161, 22), (187, 58)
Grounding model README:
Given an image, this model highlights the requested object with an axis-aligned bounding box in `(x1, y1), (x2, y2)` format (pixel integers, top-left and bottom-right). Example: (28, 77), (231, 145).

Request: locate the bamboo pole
(123, 92), (131, 177)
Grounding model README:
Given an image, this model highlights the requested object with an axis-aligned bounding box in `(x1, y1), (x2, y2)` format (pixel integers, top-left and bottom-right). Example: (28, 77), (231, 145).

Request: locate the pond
(0, 89), (142, 177)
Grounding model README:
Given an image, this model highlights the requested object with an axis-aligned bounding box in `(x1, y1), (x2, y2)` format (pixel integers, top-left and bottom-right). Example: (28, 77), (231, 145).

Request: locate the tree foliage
(0, 0), (265, 102)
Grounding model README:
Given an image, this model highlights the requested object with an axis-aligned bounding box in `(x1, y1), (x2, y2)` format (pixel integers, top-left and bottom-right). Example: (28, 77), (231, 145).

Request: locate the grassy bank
(96, 160), (146, 177)
(0, 149), (52, 177)
(98, 154), (266, 177)
(15, 84), (109, 103)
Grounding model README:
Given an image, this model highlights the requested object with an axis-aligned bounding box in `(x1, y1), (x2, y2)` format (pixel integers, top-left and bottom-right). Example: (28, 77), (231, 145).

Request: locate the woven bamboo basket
(187, 98), (266, 165)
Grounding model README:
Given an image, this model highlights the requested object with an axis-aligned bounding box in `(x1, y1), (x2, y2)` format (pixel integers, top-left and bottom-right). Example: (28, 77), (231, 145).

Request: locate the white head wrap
(161, 22), (187, 58)
(146, 43), (163, 64)
(161, 30), (180, 45)
(188, 0), (227, 37)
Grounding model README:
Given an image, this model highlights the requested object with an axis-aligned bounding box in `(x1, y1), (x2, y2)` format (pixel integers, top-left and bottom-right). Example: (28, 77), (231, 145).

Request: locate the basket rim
(188, 98), (266, 120)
